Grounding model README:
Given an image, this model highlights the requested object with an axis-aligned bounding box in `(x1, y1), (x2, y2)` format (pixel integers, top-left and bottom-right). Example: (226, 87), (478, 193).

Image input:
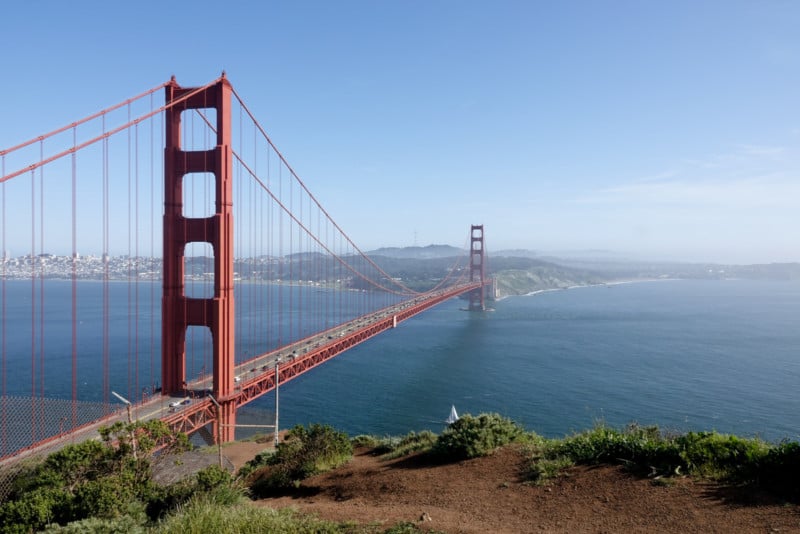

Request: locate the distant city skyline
(1, 1), (798, 265)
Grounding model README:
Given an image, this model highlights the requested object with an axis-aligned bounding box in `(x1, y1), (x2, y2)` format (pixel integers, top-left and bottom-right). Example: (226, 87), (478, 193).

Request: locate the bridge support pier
(468, 225), (486, 311)
(162, 76), (237, 442)
(211, 399), (237, 444)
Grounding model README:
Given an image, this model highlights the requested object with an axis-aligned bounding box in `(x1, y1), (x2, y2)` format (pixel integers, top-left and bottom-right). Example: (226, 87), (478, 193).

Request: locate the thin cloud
(579, 143), (799, 208)
(590, 173), (798, 209)
(739, 144), (785, 157)
(634, 170), (679, 183)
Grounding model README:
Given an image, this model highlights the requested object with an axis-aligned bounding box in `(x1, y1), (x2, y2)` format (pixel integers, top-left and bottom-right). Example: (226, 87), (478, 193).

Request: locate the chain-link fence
(0, 396), (126, 500)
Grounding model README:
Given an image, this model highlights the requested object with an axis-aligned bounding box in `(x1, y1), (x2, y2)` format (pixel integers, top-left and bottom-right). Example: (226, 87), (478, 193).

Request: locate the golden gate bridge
(0, 74), (490, 463)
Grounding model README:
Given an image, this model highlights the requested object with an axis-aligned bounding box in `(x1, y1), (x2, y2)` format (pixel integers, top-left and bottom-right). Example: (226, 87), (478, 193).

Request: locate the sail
(445, 405), (459, 425)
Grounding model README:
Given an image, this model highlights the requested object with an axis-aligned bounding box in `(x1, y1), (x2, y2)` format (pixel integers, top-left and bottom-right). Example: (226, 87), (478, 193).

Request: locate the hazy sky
(1, 1), (798, 264)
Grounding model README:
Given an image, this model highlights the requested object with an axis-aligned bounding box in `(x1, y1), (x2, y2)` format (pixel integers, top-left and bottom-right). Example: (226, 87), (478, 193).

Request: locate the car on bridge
(169, 398), (190, 409)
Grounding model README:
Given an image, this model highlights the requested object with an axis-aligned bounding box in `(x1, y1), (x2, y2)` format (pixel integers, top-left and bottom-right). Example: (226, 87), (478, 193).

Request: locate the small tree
(0, 420), (189, 532)
(433, 413), (524, 460)
(247, 424), (352, 495)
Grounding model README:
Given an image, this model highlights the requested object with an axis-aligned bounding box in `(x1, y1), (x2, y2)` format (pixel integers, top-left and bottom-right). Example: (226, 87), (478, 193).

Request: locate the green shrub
(195, 466), (245, 507)
(71, 477), (138, 520)
(432, 413), (524, 460)
(546, 423), (682, 475)
(237, 449), (273, 479)
(145, 464), (244, 521)
(351, 434), (382, 448)
(380, 431), (438, 459)
(0, 422), (192, 532)
(41, 514), (146, 533)
(525, 456), (574, 485)
(759, 441), (800, 497)
(370, 436), (402, 455)
(154, 494), (346, 534)
(0, 486), (74, 532)
(196, 465), (233, 492)
(144, 481), (195, 522)
(675, 431), (770, 481)
(248, 424), (352, 496)
(540, 425), (792, 488)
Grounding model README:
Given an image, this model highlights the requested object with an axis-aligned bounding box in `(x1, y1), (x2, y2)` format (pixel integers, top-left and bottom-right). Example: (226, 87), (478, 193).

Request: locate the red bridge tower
(468, 224), (486, 311)
(162, 77), (237, 441)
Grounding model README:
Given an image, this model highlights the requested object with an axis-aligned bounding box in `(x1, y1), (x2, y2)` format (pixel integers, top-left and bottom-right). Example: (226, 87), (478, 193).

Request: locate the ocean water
(256, 279), (800, 441)
(2, 278), (799, 444)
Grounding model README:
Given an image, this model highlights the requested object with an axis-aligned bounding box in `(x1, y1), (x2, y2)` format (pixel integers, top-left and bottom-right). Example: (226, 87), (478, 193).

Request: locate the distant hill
(366, 244), (464, 260)
(492, 249), (541, 259)
(368, 246), (800, 297)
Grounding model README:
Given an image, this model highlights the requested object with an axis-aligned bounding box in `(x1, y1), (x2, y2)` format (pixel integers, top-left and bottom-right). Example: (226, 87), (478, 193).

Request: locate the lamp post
(111, 390), (136, 460)
(274, 357), (281, 447)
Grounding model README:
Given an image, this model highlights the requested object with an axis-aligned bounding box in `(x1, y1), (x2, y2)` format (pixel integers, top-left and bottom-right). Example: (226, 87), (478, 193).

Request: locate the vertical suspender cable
(102, 115), (110, 411)
(127, 103), (133, 400)
(289, 167), (293, 343)
(325, 217), (329, 330)
(256, 118), (263, 353)
(1, 155), (6, 452)
(149, 93), (155, 395)
(244, 103), (254, 361)
(71, 126), (78, 428)
(266, 136), (272, 353)
(316, 197), (327, 336)
(235, 107), (242, 363)
(297, 178), (302, 338)
(38, 141), (45, 439)
(251, 120), (256, 358)
(278, 164), (283, 347)
(135, 121), (140, 401)
(29, 168), (36, 442)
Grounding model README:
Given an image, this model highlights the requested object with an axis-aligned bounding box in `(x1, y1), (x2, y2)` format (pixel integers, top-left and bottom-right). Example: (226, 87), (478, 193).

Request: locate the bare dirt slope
(225, 443), (800, 534)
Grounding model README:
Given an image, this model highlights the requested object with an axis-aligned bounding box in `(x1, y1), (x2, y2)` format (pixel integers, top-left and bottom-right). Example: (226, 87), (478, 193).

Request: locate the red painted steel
(469, 225), (486, 311)
(162, 76), (237, 441)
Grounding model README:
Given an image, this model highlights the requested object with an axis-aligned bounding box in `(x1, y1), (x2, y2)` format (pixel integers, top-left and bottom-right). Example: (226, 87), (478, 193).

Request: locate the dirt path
(225, 443), (800, 533)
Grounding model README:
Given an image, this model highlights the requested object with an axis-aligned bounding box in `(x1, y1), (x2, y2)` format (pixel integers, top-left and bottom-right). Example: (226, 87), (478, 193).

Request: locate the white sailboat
(445, 404), (459, 425)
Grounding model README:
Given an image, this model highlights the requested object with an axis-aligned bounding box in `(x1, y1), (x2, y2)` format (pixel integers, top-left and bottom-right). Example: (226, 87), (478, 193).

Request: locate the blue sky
(1, 1), (798, 263)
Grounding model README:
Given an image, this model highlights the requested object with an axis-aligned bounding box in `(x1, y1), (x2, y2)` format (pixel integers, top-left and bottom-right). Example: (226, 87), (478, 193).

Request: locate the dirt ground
(222, 441), (800, 533)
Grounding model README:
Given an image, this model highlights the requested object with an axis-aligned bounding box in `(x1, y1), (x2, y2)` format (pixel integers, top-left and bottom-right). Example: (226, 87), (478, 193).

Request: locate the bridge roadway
(1, 281), (485, 465)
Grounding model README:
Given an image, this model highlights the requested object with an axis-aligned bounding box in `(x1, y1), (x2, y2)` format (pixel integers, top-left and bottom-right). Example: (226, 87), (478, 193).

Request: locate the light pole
(274, 357), (281, 447)
(111, 390), (137, 460)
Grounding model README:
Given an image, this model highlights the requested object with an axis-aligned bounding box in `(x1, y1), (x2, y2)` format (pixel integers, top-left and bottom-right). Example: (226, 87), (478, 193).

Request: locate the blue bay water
(2, 278), (799, 442)
(263, 279), (800, 441)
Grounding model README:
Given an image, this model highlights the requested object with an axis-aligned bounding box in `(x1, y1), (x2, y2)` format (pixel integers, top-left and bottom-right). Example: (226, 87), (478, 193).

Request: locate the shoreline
(495, 277), (681, 301)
